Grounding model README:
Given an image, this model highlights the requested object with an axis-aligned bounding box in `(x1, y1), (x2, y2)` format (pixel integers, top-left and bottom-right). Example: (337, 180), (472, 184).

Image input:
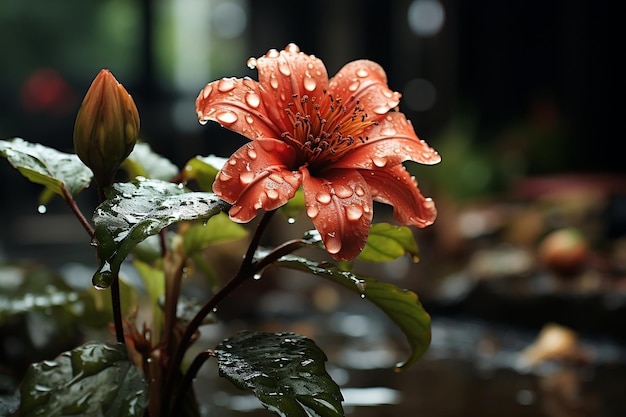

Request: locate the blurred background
(1, 0), (625, 416)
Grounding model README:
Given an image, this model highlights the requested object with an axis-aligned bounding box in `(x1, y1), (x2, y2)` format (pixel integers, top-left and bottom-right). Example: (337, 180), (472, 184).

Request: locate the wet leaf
(182, 155), (227, 191)
(182, 212), (248, 257)
(19, 342), (148, 417)
(358, 223), (420, 263)
(274, 255), (431, 369)
(122, 142), (179, 181)
(92, 178), (228, 288)
(215, 331), (344, 417)
(0, 138), (92, 198)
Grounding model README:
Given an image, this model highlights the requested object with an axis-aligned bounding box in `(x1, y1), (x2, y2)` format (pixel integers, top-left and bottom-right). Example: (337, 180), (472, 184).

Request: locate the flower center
(281, 89), (377, 169)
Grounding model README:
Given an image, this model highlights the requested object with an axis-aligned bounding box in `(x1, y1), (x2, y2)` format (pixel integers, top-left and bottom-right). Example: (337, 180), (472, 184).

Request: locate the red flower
(196, 44), (440, 260)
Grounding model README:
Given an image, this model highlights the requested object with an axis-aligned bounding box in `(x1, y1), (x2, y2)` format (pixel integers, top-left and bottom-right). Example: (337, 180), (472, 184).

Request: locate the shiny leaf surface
(274, 255), (431, 369)
(215, 331), (344, 417)
(358, 223), (420, 262)
(92, 178), (228, 288)
(19, 342), (148, 417)
(0, 138), (92, 197)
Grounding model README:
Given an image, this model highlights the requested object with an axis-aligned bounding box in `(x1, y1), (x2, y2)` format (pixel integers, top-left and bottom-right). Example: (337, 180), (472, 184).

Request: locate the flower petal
(334, 112), (441, 169)
(329, 59), (401, 118)
(254, 44), (330, 134)
(196, 77), (283, 140)
(301, 168), (373, 260)
(361, 165), (437, 228)
(213, 139), (302, 222)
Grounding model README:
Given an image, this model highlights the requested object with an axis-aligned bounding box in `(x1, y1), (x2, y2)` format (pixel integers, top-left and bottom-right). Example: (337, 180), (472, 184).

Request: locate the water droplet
(286, 43), (300, 53)
(306, 205), (319, 219)
(92, 261), (113, 289)
(245, 115), (254, 124)
(212, 307), (219, 313)
(287, 217), (296, 224)
(325, 234), (342, 254)
(381, 127), (397, 136)
(316, 192), (332, 204)
(245, 91), (261, 108)
(346, 205), (364, 221)
(198, 118), (208, 125)
(270, 76), (279, 89)
(247, 57), (258, 69)
(348, 80), (360, 91)
(278, 59), (291, 76)
(371, 155), (387, 167)
(253, 273), (262, 280)
(239, 171), (255, 185)
(247, 147), (257, 160)
(334, 185), (353, 198)
(355, 186), (365, 196)
(373, 105), (388, 115)
(216, 110), (238, 125)
(202, 84), (213, 99)
(266, 189), (279, 200)
(304, 76), (317, 91)
(360, 293), (367, 299)
(217, 77), (236, 93)
(269, 173), (284, 184)
(356, 68), (369, 78)
(37, 204), (47, 214)
(267, 49), (280, 58)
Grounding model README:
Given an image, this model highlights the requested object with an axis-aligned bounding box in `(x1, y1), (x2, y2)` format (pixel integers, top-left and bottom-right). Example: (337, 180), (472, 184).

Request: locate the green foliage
(274, 255), (431, 369)
(91, 178), (228, 288)
(122, 142), (179, 181)
(182, 155), (228, 191)
(216, 331), (344, 417)
(358, 223), (420, 262)
(19, 342), (148, 417)
(0, 138), (92, 202)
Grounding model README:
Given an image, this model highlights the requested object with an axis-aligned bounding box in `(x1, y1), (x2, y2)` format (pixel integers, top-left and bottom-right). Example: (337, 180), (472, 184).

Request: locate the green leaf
(122, 142), (179, 181)
(274, 255), (431, 369)
(215, 331), (344, 417)
(182, 155), (227, 191)
(19, 342), (148, 417)
(0, 138), (92, 198)
(358, 223), (420, 263)
(92, 178), (228, 288)
(182, 212), (248, 257)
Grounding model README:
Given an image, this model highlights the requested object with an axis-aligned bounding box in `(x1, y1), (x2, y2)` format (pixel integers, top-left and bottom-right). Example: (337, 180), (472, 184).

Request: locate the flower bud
(73, 69), (139, 186)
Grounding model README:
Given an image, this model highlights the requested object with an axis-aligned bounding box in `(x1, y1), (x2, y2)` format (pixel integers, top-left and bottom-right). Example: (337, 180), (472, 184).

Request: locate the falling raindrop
(37, 204), (47, 214)
(253, 273), (262, 280)
(287, 217), (296, 224)
(247, 57), (257, 69)
(360, 293), (367, 299)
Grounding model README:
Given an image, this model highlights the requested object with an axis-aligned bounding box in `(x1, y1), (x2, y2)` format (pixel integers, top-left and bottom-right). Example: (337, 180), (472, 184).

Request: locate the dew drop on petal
(245, 115), (254, 124)
(306, 205), (319, 219)
(247, 57), (258, 69)
(216, 110), (238, 125)
(230, 205), (243, 217)
(199, 118), (208, 126)
(381, 127), (397, 136)
(278, 59), (291, 76)
(348, 80), (360, 92)
(356, 68), (369, 78)
(286, 43), (300, 53)
(228, 158), (237, 165)
(270, 76), (279, 89)
(325, 234), (342, 254)
(269, 173), (284, 184)
(355, 186), (365, 196)
(371, 155), (387, 167)
(266, 188), (279, 200)
(334, 185), (353, 198)
(202, 84), (213, 99)
(217, 77), (236, 93)
(219, 171), (232, 181)
(373, 106), (389, 115)
(245, 91), (261, 108)
(346, 205), (363, 221)
(247, 147), (257, 160)
(316, 192), (332, 204)
(239, 171), (255, 185)
(304, 76), (317, 92)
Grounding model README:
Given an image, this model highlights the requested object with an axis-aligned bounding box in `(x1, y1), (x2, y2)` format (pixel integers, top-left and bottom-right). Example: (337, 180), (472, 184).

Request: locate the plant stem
(61, 184), (94, 238)
(170, 350), (214, 414)
(165, 210), (276, 416)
